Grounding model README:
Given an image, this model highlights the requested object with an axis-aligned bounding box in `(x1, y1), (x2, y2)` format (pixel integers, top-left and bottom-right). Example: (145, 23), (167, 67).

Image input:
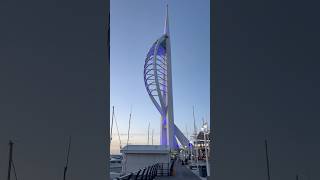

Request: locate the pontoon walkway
(155, 163), (201, 180)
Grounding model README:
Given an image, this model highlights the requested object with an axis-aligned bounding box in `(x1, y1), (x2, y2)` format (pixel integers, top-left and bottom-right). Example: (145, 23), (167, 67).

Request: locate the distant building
(194, 131), (210, 160)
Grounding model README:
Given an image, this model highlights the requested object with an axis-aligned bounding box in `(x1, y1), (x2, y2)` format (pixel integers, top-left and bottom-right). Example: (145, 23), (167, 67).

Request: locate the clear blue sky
(110, 0), (210, 153)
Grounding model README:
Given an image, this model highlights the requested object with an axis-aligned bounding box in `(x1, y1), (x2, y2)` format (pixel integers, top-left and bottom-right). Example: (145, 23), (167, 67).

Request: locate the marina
(109, 124), (211, 180)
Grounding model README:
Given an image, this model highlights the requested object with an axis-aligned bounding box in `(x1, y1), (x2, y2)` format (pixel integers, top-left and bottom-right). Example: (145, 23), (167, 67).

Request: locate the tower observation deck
(143, 5), (190, 150)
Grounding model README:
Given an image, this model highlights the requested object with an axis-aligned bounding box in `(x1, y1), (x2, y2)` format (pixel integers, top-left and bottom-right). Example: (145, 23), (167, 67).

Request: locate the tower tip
(164, 4), (170, 35)
(166, 4), (169, 15)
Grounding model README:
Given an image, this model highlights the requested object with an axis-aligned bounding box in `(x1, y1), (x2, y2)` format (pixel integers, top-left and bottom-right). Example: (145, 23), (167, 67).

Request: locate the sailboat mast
(126, 107), (132, 147)
(63, 136), (72, 180)
(124, 107), (132, 173)
(152, 129), (154, 145)
(114, 112), (122, 149)
(186, 125), (188, 139)
(110, 106), (114, 142)
(148, 122), (150, 145)
(193, 106), (197, 135)
(192, 106), (198, 165)
(265, 139), (271, 180)
(7, 140), (13, 180)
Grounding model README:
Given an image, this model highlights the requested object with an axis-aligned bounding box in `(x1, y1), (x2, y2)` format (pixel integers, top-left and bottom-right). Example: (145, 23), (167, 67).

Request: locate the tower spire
(164, 4), (170, 35)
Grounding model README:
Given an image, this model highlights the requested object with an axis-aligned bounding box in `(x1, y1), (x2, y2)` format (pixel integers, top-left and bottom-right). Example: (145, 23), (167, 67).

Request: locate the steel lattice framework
(144, 35), (168, 117)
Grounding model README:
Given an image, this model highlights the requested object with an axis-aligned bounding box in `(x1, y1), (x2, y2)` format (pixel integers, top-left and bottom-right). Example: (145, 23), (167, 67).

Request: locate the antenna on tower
(164, 4), (170, 35)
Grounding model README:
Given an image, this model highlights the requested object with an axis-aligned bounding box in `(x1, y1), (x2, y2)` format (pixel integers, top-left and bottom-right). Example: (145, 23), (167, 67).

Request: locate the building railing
(115, 160), (175, 180)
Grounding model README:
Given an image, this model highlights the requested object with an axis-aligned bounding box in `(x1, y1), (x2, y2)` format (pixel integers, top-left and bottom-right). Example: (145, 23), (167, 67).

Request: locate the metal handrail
(139, 168), (146, 180)
(134, 169), (142, 180)
(116, 162), (172, 180)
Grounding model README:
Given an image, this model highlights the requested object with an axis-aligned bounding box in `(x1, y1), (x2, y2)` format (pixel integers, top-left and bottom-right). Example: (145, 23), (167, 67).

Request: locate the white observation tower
(143, 5), (190, 150)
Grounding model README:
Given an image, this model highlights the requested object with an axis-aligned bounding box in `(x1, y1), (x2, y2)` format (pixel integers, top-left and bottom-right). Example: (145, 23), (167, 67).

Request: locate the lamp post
(201, 123), (210, 177)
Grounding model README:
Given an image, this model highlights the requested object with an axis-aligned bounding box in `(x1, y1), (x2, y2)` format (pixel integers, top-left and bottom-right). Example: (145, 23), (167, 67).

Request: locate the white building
(120, 145), (171, 174)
